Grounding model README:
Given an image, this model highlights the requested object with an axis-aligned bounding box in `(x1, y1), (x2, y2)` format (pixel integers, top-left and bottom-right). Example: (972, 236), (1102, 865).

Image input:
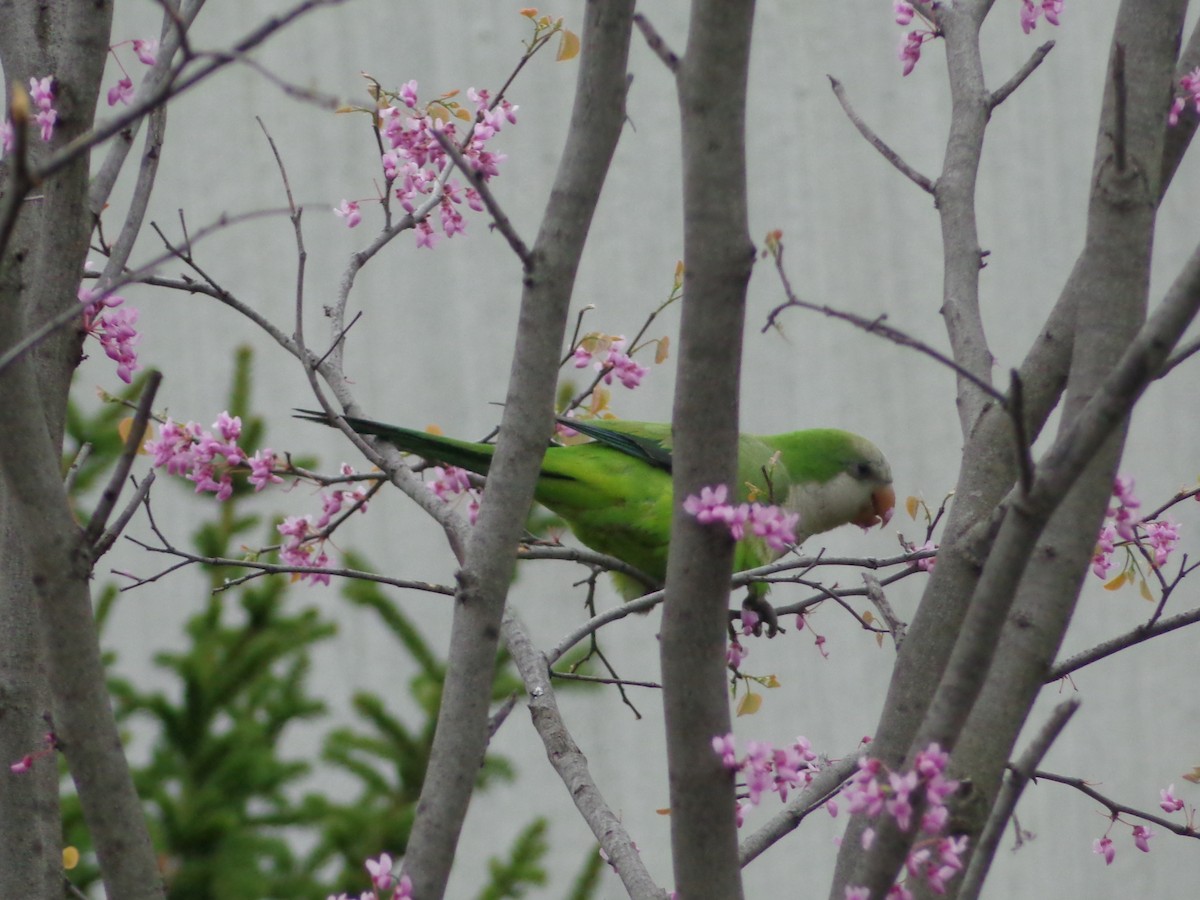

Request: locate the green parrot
(299, 412), (895, 600)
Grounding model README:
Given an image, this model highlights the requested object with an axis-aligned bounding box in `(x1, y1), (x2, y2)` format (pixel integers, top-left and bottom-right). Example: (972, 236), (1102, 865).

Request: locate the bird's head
(783, 432), (895, 539)
(845, 438), (895, 531)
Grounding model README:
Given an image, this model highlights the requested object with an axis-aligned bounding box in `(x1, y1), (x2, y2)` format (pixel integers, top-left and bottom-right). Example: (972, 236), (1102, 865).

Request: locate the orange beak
(853, 484), (896, 530)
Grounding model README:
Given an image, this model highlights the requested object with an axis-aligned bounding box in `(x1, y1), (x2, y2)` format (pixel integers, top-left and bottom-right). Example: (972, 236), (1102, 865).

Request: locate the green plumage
(298, 413), (894, 598)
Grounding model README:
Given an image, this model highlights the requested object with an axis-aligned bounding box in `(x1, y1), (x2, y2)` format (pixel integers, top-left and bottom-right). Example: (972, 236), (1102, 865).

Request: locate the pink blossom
(1144, 519), (1179, 567)
(1160, 784), (1185, 813)
(739, 608), (760, 636)
(334, 199), (362, 228)
(80, 286), (141, 383)
(887, 770), (919, 831)
(1132, 824), (1154, 853)
(1092, 835), (1115, 865)
(10, 755), (34, 774)
(415, 220), (438, 249)
(683, 484), (731, 523)
(247, 449), (282, 491)
(845, 886), (871, 900)
(1171, 68), (1200, 125)
(29, 76), (54, 109)
(1, 119), (13, 154)
(893, 2), (915, 26)
(107, 77), (135, 106)
(133, 38), (159, 65)
(915, 743), (949, 777)
(36, 108), (57, 142)
(747, 503), (800, 551)
(1092, 523), (1117, 579)
(899, 30), (931, 77)
(726, 640), (747, 669)
(712, 733), (738, 770)
(29, 76), (57, 141)
(399, 79), (419, 108)
(365, 854), (395, 892)
(1019, 0), (1039, 33)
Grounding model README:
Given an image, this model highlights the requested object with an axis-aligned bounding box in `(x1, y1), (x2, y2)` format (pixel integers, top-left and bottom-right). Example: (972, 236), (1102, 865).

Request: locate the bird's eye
(853, 461), (873, 480)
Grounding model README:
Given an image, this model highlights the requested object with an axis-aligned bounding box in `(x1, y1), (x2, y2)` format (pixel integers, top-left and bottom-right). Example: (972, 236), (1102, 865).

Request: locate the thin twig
(862, 573), (906, 649)
(431, 130), (531, 266)
(633, 13), (681, 72)
(83, 370), (162, 547)
(958, 698), (1080, 900)
(1031, 768), (1200, 839)
(93, 471), (156, 560)
(1047, 602), (1200, 681)
(739, 750), (862, 866)
(828, 76), (935, 193)
(762, 243), (1006, 407)
(989, 41), (1055, 109)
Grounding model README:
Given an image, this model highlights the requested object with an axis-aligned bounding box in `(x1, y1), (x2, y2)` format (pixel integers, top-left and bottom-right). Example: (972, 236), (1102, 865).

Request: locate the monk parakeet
(300, 412), (895, 599)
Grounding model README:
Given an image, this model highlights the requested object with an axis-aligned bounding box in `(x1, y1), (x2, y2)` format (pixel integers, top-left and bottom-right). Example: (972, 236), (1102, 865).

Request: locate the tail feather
(295, 410), (495, 476)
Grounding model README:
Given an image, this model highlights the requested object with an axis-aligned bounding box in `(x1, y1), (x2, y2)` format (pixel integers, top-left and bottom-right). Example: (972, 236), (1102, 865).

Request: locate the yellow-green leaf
(905, 495), (920, 520)
(736, 691), (762, 717)
(63, 847), (80, 870)
(1103, 571), (1128, 591)
(557, 29), (581, 61)
(655, 336), (670, 364)
(1139, 578), (1155, 602)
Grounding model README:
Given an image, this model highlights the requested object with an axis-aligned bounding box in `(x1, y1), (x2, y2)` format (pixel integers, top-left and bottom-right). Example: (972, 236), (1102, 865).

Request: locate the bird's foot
(740, 594), (783, 638)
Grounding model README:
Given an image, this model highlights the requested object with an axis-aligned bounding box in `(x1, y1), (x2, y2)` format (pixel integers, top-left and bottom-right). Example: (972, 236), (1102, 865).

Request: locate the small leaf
(736, 691), (762, 717)
(1103, 572), (1129, 591)
(1181, 767), (1200, 784)
(520, 8), (539, 19)
(905, 495), (920, 520)
(454, 107), (472, 121)
(428, 106), (450, 124)
(875, 633), (885, 648)
(440, 89), (460, 99)
(862, 610), (875, 625)
(63, 847), (80, 870)
(1139, 578), (1155, 602)
(557, 29), (581, 61)
(425, 424), (444, 435)
(764, 674), (781, 689)
(656, 807), (672, 815)
(118, 417), (151, 453)
(655, 336), (670, 364)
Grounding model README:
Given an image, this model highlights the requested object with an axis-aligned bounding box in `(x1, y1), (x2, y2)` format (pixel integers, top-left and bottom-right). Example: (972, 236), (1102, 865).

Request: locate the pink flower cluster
(1169, 67), (1200, 126)
(146, 412), (281, 501)
(426, 465), (481, 524)
(3, 74), (60, 150)
(572, 335), (648, 390)
(107, 38), (159, 106)
(683, 484), (801, 552)
(712, 733), (821, 823)
(80, 284), (142, 383)
(326, 853), (412, 900)
(278, 464), (370, 585)
(839, 744), (967, 899)
(1020, 0), (1063, 34)
(30, 76), (58, 141)
(1091, 476), (1181, 579)
(340, 80), (514, 247)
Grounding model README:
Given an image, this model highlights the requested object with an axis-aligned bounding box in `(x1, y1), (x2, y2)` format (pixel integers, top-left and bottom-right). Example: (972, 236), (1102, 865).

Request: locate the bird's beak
(854, 484), (896, 530)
